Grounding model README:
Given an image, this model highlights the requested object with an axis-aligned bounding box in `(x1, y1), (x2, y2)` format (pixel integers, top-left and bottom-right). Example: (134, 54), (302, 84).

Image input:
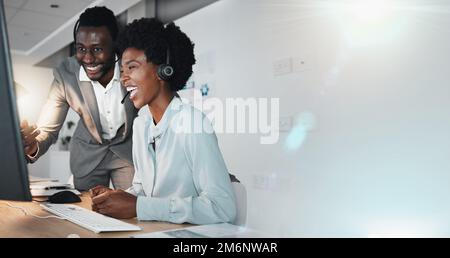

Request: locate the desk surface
(0, 193), (188, 238)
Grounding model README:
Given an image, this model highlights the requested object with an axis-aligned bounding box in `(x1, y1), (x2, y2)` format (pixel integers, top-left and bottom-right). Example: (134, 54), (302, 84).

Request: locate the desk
(0, 193), (189, 238)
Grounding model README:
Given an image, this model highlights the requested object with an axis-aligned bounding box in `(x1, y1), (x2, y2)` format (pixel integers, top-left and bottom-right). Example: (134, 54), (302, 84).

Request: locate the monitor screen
(0, 1), (32, 201)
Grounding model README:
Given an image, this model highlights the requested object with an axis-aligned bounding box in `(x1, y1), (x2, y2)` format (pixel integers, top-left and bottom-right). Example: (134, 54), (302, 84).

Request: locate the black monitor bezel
(0, 1), (32, 201)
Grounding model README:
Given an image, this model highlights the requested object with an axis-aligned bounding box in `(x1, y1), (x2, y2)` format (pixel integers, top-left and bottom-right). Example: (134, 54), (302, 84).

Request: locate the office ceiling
(4, 0), (96, 52)
(5, 0), (218, 66)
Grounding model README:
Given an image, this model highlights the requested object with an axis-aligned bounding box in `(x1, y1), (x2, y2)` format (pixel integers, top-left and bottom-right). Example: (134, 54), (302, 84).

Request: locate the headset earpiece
(157, 48), (174, 81)
(157, 64), (174, 81)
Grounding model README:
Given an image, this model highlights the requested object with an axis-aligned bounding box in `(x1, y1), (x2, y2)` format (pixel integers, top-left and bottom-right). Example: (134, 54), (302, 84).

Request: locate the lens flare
(336, 0), (405, 47)
(285, 112), (316, 152)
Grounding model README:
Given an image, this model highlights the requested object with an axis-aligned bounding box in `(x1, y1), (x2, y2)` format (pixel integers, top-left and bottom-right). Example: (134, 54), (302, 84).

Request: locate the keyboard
(41, 203), (142, 233)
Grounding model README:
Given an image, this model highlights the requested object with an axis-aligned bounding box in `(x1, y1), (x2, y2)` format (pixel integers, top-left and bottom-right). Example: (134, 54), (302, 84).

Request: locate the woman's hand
(91, 189), (138, 219)
(89, 185), (113, 198)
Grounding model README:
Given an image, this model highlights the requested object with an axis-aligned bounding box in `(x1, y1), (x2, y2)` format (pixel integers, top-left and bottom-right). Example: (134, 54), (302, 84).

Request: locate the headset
(72, 19), (80, 55)
(157, 47), (174, 81)
(73, 19), (80, 43)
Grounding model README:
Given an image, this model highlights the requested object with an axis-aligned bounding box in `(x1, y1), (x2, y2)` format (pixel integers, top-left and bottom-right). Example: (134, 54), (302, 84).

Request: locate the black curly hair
(116, 18), (196, 92)
(74, 6), (119, 41)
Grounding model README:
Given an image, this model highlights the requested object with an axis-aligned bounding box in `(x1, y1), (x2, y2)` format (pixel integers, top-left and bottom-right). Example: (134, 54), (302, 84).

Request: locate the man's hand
(91, 189), (137, 219)
(20, 120), (40, 156)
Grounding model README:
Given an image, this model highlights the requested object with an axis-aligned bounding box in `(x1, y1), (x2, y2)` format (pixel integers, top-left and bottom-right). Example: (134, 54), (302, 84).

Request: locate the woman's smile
(126, 86), (139, 101)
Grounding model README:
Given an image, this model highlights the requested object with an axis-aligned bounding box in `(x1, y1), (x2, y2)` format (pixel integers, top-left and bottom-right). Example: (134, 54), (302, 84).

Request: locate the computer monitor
(0, 1), (32, 201)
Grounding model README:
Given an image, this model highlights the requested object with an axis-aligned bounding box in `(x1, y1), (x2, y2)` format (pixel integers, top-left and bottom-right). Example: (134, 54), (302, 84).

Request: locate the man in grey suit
(21, 7), (137, 191)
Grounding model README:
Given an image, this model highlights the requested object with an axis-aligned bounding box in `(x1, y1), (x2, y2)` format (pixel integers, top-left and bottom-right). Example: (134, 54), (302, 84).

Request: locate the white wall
(176, 0), (450, 237)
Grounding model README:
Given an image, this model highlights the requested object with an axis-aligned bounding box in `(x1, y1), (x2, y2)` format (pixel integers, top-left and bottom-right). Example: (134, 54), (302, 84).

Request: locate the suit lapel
(121, 85), (136, 139)
(78, 79), (103, 144)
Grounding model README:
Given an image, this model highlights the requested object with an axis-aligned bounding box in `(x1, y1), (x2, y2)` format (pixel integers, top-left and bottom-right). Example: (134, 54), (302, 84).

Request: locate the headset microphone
(121, 91), (130, 104)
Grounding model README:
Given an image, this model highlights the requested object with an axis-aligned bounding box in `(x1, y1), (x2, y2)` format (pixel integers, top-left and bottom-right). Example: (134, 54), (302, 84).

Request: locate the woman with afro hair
(90, 18), (237, 225)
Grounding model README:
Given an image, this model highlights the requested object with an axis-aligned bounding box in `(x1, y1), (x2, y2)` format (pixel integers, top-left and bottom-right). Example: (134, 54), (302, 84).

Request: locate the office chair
(230, 174), (247, 226)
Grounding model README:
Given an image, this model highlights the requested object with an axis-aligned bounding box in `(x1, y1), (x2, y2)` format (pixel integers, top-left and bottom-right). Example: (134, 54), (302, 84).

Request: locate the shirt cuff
(26, 144), (40, 163)
(125, 187), (136, 196)
(136, 196), (172, 222)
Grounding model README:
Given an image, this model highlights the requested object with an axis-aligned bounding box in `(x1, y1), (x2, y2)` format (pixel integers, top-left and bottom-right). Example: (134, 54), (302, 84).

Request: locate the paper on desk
(131, 223), (269, 238)
(30, 188), (81, 197)
(30, 181), (80, 197)
(29, 181), (73, 190)
(29, 175), (59, 183)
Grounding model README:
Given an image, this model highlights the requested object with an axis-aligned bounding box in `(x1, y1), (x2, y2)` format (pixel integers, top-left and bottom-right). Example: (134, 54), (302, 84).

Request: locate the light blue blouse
(127, 97), (236, 224)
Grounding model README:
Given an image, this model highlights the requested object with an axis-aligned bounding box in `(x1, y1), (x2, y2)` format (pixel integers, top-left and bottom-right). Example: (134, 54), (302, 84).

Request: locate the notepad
(30, 182), (72, 190)
(131, 223), (269, 238)
(29, 175), (59, 183)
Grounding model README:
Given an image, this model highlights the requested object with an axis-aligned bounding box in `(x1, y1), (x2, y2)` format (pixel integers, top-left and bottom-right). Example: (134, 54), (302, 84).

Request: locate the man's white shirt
(79, 62), (126, 140)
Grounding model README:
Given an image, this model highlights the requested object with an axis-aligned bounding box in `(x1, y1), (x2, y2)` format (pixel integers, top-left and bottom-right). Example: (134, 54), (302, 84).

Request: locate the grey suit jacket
(32, 57), (137, 178)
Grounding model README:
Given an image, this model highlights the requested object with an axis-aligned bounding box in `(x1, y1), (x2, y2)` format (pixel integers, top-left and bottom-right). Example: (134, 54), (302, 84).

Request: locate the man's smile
(84, 64), (103, 74)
